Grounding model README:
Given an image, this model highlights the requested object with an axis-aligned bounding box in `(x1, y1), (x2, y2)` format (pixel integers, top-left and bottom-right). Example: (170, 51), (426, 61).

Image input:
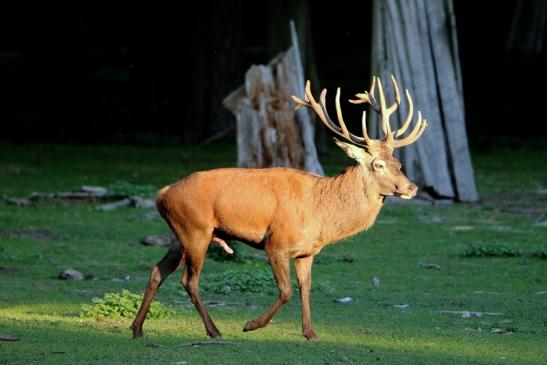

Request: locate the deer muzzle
(397, 182), (418, 200)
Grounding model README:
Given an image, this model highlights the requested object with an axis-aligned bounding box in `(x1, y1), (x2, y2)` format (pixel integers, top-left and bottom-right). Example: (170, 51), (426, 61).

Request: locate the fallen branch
(437, 310), (503, 318)
(200, 125), (235, 146)
(141, 235), (173, 247)
(418, 262), (441, 270)
(96, 196), (155, 211)
(96, 198), (131, 211)
(53, 186), (107, 200)
(13, 186), (155, 210)
(3, 195), (32, 206)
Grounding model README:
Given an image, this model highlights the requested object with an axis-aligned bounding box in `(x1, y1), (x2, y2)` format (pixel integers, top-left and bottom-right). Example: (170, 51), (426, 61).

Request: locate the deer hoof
(206, 329), (223, 339)
(303, 330), (318, 341)
(243, 319), (260, 332)
(131, 324), (143, 339)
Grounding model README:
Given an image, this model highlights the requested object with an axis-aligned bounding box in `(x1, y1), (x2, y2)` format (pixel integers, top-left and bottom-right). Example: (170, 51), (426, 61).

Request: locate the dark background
(0, 1), (545, 147)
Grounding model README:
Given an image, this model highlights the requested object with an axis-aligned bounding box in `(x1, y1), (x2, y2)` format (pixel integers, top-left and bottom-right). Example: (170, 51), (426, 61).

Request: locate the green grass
(1, 142), (546, 364)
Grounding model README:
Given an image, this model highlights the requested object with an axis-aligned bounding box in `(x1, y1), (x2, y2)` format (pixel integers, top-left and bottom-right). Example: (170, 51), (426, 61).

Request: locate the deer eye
(372, 159), (386, 171)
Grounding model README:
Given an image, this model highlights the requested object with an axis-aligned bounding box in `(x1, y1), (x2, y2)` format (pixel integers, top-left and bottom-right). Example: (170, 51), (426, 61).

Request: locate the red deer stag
(131, 75), (427, 340)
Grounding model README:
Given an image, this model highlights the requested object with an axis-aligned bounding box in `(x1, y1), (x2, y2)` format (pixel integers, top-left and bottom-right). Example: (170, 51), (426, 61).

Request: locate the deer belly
(213, 193), (275, 246)
(213, 227), (268, 249)
(213, 211), (270, 247)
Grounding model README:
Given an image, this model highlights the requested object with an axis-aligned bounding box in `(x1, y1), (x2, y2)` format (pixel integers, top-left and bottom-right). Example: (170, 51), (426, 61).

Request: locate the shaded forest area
(0, 1), (545, 146)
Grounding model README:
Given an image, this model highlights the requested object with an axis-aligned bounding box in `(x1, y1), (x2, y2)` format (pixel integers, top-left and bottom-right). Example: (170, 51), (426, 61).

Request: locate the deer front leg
(243, 251), (292, 332)
(295, 255), (317, 340)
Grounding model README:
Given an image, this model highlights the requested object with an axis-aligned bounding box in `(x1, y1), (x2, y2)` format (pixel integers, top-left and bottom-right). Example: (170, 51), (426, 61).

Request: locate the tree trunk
(371, 0), (478, 202)
(506, 0), (547, 56)
(182, 0), (243, 143)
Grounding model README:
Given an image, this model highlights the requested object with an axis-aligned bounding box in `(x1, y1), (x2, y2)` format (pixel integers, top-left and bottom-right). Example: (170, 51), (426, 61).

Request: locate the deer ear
(334, 139), (368, 161)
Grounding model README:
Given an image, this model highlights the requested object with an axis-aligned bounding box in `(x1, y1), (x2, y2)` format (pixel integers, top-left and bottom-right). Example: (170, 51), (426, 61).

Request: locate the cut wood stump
(224, 21), (323, 175)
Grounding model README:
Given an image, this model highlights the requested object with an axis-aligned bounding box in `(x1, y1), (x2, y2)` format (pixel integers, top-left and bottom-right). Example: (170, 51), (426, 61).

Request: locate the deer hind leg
(295, 255), (317, 340)
(131, 243), (184, 339)
(180, 230), (223, 339)
(243, 251), (292, 332)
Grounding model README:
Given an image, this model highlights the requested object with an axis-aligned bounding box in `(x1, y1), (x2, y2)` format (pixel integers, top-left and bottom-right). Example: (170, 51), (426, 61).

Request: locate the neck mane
(311, 164), (384, 246)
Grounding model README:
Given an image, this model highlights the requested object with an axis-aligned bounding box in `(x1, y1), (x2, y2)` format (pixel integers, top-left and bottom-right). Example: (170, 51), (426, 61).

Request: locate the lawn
(0, 142), (546, 365)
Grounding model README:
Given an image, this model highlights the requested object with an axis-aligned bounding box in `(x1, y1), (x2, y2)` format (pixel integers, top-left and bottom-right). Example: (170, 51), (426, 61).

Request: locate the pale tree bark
(371, 0), (478, 202)
(224, 22), (324, 175)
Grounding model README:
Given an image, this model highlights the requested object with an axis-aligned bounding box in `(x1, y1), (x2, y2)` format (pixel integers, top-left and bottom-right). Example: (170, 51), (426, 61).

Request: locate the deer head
(292, 76), (427, 200)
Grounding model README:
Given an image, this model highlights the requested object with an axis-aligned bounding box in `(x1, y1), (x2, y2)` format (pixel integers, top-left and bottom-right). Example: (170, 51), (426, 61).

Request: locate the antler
(292, 76), (427, 150)
(292, 81), (368, 146)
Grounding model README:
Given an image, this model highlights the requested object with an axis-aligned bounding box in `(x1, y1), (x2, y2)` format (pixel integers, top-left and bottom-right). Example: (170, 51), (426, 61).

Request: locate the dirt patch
(0, 228), (57, 241)
(481, 194), (547, 214)
(502, 207), (547, 215)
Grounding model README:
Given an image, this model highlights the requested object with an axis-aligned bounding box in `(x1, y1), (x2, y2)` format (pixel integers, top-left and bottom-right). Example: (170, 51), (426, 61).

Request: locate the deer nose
(406, 183), (418, 197)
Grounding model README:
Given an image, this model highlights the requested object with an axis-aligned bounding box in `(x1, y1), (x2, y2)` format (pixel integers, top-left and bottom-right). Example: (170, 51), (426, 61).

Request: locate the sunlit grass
(1, 142), (546, 364)
(2, 304), (545, 364)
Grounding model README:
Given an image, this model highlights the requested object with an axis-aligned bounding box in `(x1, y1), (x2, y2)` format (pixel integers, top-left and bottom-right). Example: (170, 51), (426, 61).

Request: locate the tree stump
(224, 21), (323, 175)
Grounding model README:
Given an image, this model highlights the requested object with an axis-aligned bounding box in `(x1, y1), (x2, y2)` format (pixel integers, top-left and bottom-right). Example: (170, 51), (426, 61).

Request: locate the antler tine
(349, 77), (380, 112)
(292, 81), (331, 128)
(334, 87), (351, 139)
(318, 89), (345, 136)
(320, 88), (366, 145)
(380, 75), (409, 138)
(395, 89), (414, 137)
(291, 81), (313, 110)
(348, 93), (372, 105)
(361, 110), (372, 145)
(292, 81), (366, 146)
(366, 77), (380, 112)
(389, 75), (401, 109)
(393, 111), (428, 148)
(376, 78), (391, 136)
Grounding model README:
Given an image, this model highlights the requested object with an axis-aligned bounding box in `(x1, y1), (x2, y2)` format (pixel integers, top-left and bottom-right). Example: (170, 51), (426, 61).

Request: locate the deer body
(131, 76), (427, 340)
(159, 165), (383, 258)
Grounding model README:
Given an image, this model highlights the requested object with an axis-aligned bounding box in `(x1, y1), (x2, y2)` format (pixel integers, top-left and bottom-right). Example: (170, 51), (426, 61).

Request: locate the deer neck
(312, 164), (384, 246)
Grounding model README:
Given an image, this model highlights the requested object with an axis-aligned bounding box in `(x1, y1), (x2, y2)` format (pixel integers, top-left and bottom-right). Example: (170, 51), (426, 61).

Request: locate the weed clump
(202, 268), (336, 295)
(530, 246), (547, 259)
(461, 243), (521, 257)
(80, 289), (173, 319)
(461, 243), (546, 259)
(202, 269), (275, 295)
